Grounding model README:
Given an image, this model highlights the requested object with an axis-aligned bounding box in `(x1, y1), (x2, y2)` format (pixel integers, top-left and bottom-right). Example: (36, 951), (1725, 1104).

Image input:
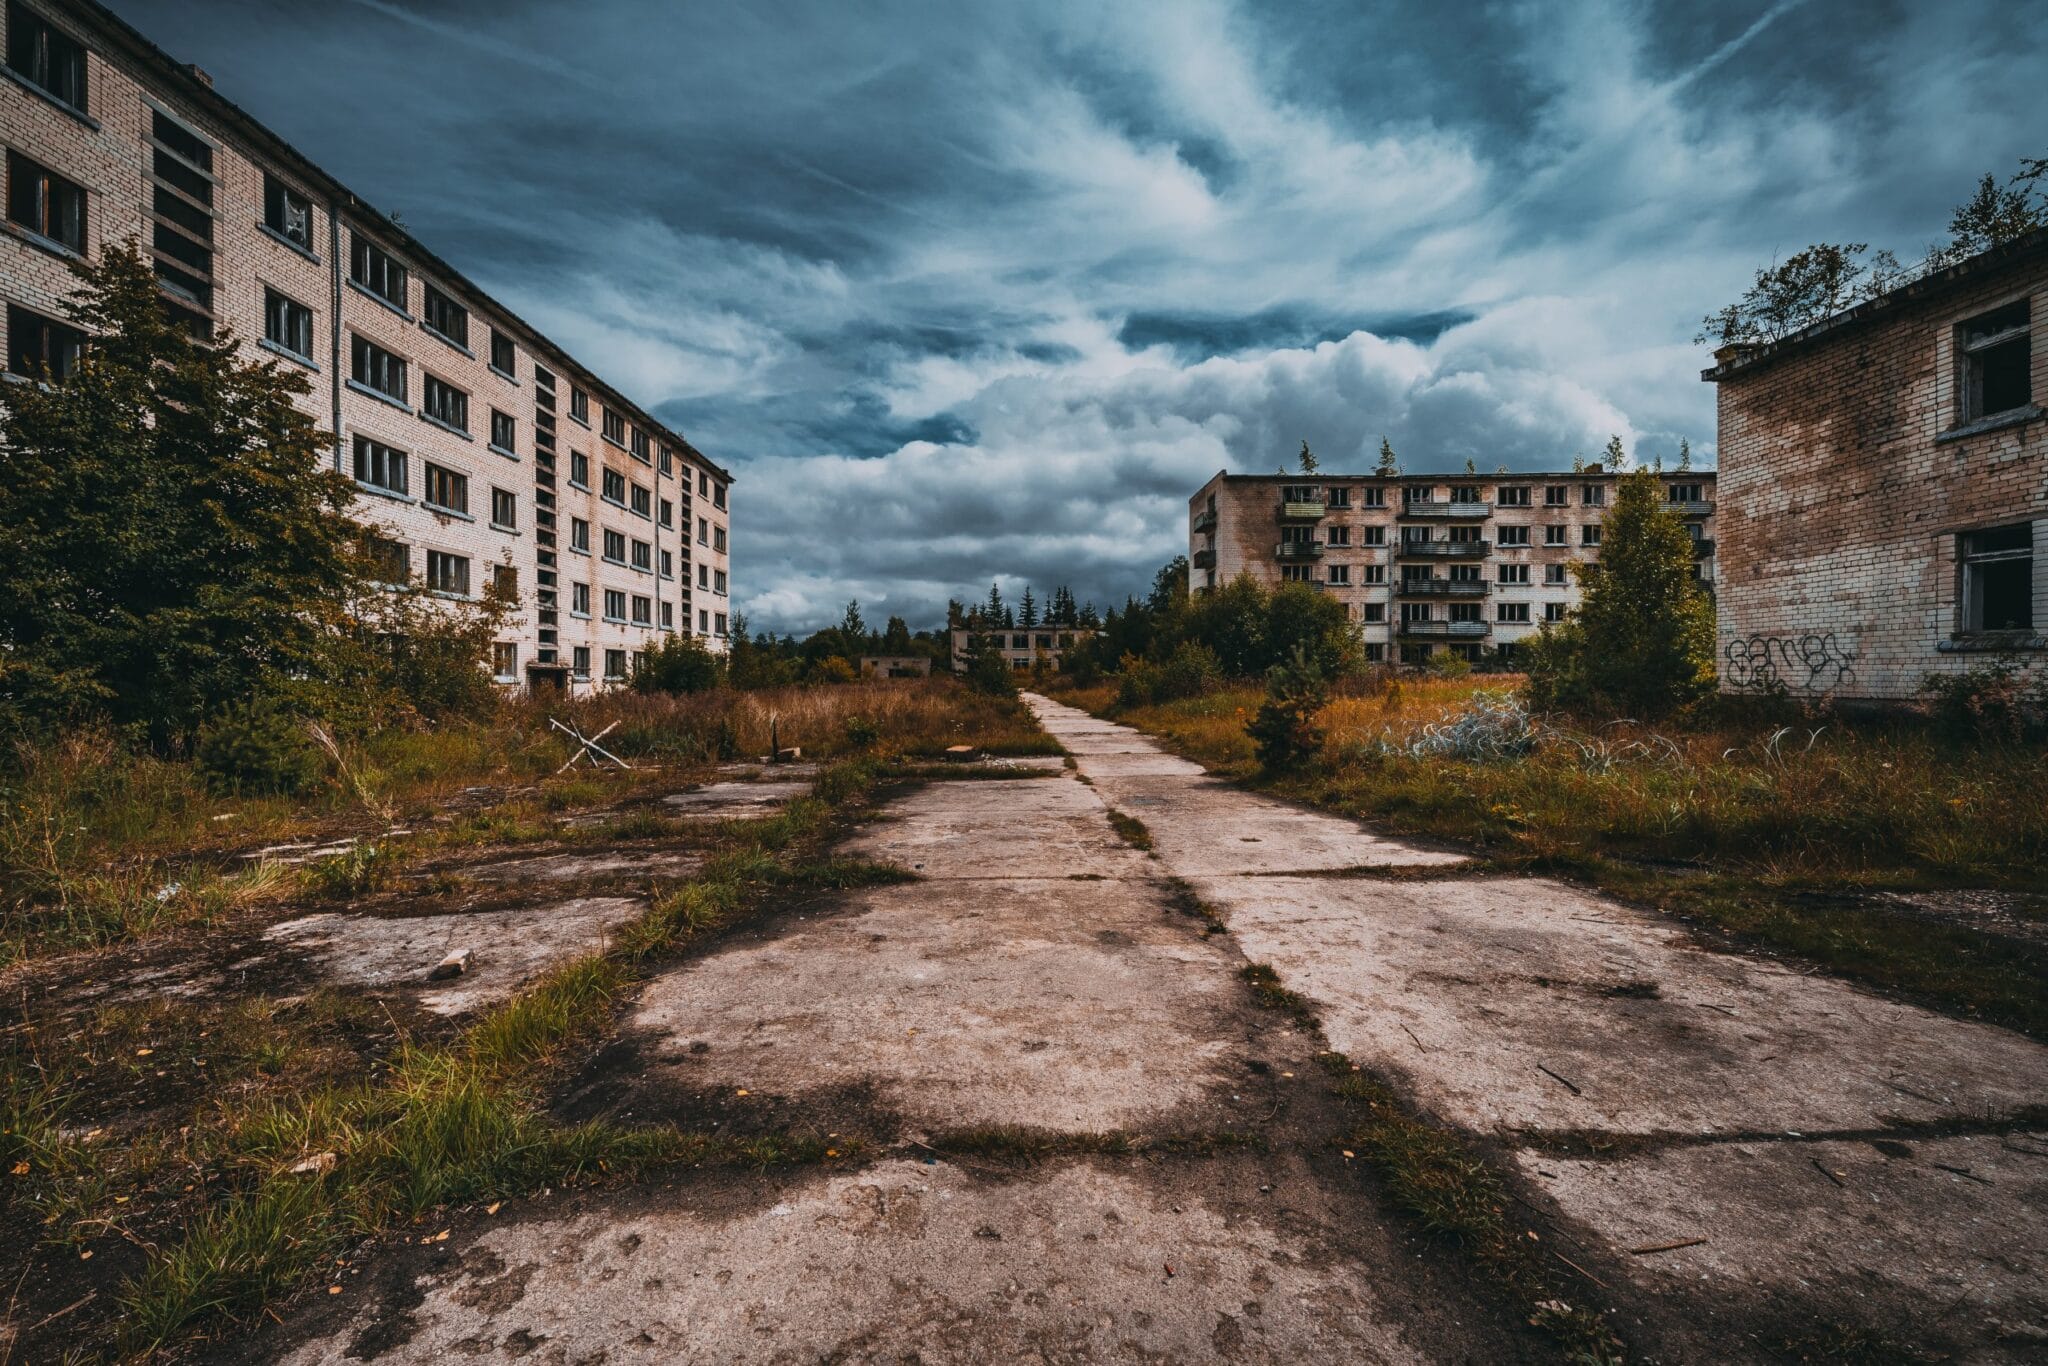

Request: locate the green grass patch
(1105, 809), (1154, 851)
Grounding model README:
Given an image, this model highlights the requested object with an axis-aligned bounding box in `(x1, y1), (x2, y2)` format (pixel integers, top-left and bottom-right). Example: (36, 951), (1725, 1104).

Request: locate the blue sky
(127, 0), (2046, 632)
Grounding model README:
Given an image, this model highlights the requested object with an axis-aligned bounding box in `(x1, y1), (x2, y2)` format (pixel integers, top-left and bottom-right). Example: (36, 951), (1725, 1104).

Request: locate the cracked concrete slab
(840, 778), (1151, 880)
(1523, 1133), (2048, 1359)
(1194, 873), (2048, 1136)
(660, 780), (809, 816)
(459, 849), (703, 883)
(276, 1157), (1436, 1366)
(263, 897), (642, 1014)
(622, 878), (1245, 1131)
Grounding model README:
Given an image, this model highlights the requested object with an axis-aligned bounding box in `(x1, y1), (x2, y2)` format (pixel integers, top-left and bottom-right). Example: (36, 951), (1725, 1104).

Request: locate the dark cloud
(118, 0), (2048, 632)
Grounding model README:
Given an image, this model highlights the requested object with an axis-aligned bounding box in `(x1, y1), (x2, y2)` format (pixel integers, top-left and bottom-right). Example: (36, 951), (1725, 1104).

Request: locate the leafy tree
(1944, 172), (2042, 259)
(1696, 242), (1896, 346)
(630, 632), (723, 694)
(1265, 581), (1358, 677)
(1375, 437), (1398, 477)
(0, 246), (363, 748)
(1603, 434), (1628, 471)
(1180, 575), (1268, 676)
(1019, 587), (1038, 627)
(1298, 439), (1318, 474)
(1147, 556), (1189, 614)
(1523, 468), (1715, 717)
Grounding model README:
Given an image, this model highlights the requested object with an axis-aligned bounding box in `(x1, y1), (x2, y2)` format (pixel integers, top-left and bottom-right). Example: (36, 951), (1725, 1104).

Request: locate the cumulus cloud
(126, 0), (2048, 631)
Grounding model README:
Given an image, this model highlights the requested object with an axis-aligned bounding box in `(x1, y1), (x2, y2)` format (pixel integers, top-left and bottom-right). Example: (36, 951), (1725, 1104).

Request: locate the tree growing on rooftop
(1523, 468), (1715, 717)
(1375, 437), (1398, 477)
(0, 246), (364, 749)
(1298, 439), (1318, 474)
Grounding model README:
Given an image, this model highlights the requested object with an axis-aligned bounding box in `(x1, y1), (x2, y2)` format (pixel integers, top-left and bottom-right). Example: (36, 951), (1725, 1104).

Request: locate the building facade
(0, 0), (733, 692)
(859, 655), (933, 679)
(1188, 468), (1717, 665)
(1705, 232), (2044, 702)
(949, 627), (1096, 674)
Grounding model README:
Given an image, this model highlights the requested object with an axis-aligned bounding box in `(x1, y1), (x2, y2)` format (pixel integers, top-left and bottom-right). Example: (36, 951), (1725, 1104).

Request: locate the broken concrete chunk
(775, 746), (803, 762)
(289, 1152), (337, 1176)
(428, 947), (473, 981)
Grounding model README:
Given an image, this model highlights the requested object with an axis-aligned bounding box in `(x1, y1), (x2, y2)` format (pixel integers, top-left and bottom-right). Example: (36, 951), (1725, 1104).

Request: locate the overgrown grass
(1317, 1052), (1622, 1362)
(1059, 677), (2048, 1035)
(105, 754), (889, 1356)
(1104, 808), (1153, 851)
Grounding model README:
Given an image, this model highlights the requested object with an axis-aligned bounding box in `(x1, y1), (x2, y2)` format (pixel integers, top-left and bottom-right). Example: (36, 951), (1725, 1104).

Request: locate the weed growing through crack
(1105, 809), (1154, 851)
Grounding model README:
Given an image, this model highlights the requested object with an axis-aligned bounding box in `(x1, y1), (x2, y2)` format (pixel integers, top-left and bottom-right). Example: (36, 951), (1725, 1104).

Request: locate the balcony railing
(1191, 548), (1216, 569)
(1396, 619), (1490, 638)
(1399, 499), (1493, 518)
(1667, 500), (1714, 517)
(1277, 500), (1326, 521)
(1274, 541), (1325, 560)
(1692, 538), (1715, 557)
(1192, 509), (1218, 533)
(1395, 579), (1490, 597)
(1395, 540), (1490, 558)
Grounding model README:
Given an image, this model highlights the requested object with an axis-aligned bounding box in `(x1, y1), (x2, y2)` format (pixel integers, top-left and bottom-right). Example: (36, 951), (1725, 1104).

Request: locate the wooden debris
(428, 947), (473, 981)
(1628, 1237), (1708, 1256)
(1537, 1063), (1583, 1096)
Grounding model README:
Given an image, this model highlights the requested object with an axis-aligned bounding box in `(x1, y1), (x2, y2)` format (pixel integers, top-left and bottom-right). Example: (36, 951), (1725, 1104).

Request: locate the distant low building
(1188, 468), (1716, 667)
(1704, 230), (2045, 702)
(860, 655), (932, 678)
(950, 628), (1095, 673)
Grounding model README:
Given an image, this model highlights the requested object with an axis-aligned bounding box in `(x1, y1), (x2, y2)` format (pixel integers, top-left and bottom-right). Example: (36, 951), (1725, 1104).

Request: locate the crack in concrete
(1506, 1106), (2048, 1159)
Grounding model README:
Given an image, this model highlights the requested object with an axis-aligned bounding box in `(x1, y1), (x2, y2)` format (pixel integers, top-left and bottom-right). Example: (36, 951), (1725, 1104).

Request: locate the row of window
(1336, 601), (1570, 625)
(1291, 524), (1627, 549)
(1288, 563), (1585, 588)
(1272, 482), (1650, 509)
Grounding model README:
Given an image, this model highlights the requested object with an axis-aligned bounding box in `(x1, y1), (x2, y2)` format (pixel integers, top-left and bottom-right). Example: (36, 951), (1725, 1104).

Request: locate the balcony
(1277, 499), (1326, 521)
(1395, 578), (1490, 597)
(1692, 538), (1715, 557)
(1395, 539), (1490, 559)
(1192, 509), (1218, 534)
(1274, 541), (1325, 560)
(1397, 619), (1490, 638)
(1191, 548), (1216, 570)
(1398, 499), (1492, 519)
(1667, 500), (1714, 517)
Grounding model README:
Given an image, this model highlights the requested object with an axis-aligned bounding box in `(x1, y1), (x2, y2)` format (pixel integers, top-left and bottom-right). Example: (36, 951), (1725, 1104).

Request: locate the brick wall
(1709, 244), (2046, 701)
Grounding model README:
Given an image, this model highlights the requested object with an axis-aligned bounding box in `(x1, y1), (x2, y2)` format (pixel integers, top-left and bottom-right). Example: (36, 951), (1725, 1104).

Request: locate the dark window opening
(263, 174), (311, 248)
(1960, 523), (2033, 633)
(7, 3), (86, 111)
(6, 150), (85, 250)
(6, 303), (83, 380)
(262, 288), (312, 359)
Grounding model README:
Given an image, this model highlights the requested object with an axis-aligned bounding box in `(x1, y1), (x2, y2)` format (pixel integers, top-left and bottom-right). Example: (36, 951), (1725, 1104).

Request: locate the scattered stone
(428, 947), (473, 981)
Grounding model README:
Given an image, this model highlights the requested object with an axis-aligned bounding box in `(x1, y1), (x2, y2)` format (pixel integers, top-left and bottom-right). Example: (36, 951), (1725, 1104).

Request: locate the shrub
(843, 715), (880, 750)
(195, 700), (322, 796)
(809, 656), (859, 685)
(1919, 656), (2048, 743)
(964, 635), (1017, 697)
(1247, 646), (1329, 772)
(630, 634), (722, 695)
(1427, 651), (1473, 679)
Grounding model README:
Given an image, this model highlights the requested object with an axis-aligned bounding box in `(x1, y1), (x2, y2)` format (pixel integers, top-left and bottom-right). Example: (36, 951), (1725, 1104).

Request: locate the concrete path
(265, 732), (1524, 1363)
(1027, 693), (2048, 1362)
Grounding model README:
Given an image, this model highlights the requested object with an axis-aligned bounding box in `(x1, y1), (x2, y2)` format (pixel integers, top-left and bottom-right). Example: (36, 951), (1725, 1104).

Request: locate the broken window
(490, 328), (516, 377)
(422, 284), (469, 348)
(490, 408), (516, 453)
(1957, 300), (2031, 422)
(1497, 486), (1530, 507)
(263, 288), (312, 360)
(7, 304), (83, 380)
(7, 3), (87, 110)
(1326, 565), (1350, 585)
(1959, 524), (2032, 633)
(263, 174), (312, 249)
(422, 375), (468, 433)
(350, 234), (407, 310)
(1497, 525), (1529, 547)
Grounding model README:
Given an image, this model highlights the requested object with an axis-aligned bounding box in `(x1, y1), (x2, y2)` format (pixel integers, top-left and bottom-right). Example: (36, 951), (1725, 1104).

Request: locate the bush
(630, 634), (722, 695)
(1919, 656), (2048, 743)
(1247, 646), (1329, 773)
(809, 656), (859, 685)
(964, 635), (1017, 697)
(843, 715), (880, 750)
(195, 700), (322, 796)
(1427, 651), (1474, 679)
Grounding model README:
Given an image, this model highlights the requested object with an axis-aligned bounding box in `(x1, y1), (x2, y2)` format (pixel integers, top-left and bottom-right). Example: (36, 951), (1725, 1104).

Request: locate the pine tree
(1678, 438), (1692, 471)
(1375, 437), (1398, 477)
(1020, 587), (1038, 628)
(1298, 439), (1318, 474)
(985, 581), (1006, 627)
(1077, 601), (1101, 629)
(1464, 456), (1477, 474)
(0, 245), (362, 747)
(1524, 468), (1715, 716)
(841, 600), (865, 638)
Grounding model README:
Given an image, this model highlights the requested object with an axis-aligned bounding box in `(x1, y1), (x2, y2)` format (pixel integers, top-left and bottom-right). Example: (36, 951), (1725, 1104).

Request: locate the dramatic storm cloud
(132, 0), (2046, 631)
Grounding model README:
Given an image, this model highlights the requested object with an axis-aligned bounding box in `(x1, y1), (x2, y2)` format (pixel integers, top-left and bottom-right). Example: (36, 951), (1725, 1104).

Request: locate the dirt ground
(52, 699), (2045, 1363)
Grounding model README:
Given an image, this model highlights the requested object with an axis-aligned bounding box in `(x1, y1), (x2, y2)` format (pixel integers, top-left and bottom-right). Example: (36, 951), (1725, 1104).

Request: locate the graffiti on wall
(1723, 633), (1859, 694)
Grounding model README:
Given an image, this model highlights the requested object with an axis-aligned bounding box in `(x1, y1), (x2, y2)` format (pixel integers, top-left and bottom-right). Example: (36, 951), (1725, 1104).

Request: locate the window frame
(424, 549), (470, 597)
(420, 461), (468, 516)
(349, 233), (408, 312)
(421, 373), (470, 435)
(6, 149), (86, 252)
(262, 173), (313, 252)
(349, 332), (407, 403)
(1957, 523), (2034, 634)
(6, 3), (87, 114)
(351, 433), (408, 496)
(420, 281), (470, 351)
(261, 286), (314, 362)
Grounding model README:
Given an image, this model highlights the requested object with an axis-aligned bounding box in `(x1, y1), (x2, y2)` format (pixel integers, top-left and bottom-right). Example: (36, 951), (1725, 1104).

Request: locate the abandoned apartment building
(0, 0), (733, 692)
(949, 626), (1097, 674)
(1187, 467), (1717, 665)
(1706, 229), (2046, 702)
